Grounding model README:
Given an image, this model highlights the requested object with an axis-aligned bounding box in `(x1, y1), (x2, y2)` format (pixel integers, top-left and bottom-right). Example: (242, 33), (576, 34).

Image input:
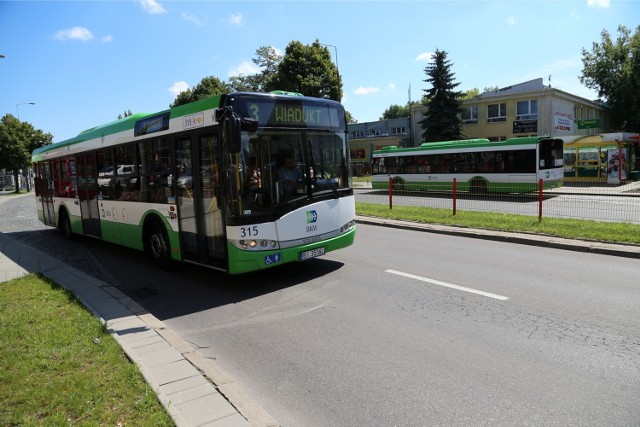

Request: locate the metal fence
(354, 179), (640, 224)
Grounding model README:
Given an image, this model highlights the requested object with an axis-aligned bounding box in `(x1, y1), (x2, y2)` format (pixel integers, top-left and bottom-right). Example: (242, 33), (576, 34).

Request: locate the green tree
(580, 25), (640, 132)
(346, 111), (357, 124)
(380, 104), (410, 120)
(265, 39), (342, 101)
(462, 88), (480, 100)
(419, 49), (464, 142)
(118, 110), (133, 120)
(170, 76), (233, 108)
(229, 45), (283, 92)
(0, 114), (53, 193)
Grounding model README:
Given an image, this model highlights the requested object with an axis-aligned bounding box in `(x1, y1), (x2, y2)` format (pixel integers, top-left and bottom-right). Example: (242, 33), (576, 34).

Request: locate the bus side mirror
(224, 115), (242, 154)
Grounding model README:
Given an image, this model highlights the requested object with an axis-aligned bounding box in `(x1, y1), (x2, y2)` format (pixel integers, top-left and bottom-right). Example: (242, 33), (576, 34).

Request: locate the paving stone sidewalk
(0, 232), (259, 427)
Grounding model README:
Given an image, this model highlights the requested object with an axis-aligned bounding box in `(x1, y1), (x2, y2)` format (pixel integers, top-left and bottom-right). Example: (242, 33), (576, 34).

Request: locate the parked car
(177, 166), (216, 190)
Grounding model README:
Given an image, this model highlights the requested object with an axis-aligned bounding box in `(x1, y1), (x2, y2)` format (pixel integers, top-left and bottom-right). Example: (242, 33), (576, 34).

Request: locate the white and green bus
(32, 92), (356, 274)
(371, 137), (564, 193)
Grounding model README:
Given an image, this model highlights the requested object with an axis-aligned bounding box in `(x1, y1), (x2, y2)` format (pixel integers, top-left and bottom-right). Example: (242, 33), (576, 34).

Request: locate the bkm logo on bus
(306, 210), (318, 232)
(306, 210), (318, 224)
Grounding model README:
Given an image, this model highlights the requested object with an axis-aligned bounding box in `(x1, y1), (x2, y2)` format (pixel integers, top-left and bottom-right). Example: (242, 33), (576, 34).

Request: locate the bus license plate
(300, 247), (325, 261)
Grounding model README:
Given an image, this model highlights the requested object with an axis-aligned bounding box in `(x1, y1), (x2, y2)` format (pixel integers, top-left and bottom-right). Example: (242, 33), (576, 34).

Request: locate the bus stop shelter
(562, 133), (639, 183)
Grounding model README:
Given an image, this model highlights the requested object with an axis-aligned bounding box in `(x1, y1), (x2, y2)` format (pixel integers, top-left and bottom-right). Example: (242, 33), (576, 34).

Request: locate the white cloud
(587, 0), (610, 8)
(53, 26), (94, 42)
(507, 16), (516, 26)
(182, 12), (206, 26)
(570, 9), (581, 21)
(169, 81), (190, 96)
(415, 52), (435, 62)
(228, 61), (260, 77)
(227, 13), (244, 26)
(101, 35), (113, 43)
(387, 83), (396, 91)
(353, 86), (380, 95)
(139, 0), (167, 15)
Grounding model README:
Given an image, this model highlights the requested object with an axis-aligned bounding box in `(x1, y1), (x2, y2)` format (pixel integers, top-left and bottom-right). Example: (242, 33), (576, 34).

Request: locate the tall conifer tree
(419, 49), (464, 142)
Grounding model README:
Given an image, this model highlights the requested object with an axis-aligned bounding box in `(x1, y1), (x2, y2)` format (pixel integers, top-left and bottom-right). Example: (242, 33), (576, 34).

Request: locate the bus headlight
(234, 239), (279, 251)
(340, 219), (355, 233)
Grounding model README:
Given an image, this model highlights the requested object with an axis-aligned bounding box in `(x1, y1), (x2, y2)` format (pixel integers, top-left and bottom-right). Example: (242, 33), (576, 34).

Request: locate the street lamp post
(16, 102), (35, 120)
(318, 43), (341, 99)
(318, 43), (339, 75)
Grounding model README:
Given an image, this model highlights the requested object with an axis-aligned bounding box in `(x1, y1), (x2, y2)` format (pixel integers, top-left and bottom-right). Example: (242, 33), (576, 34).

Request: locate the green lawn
(356, 202), (640, 245)
(0, 274), (174, 426)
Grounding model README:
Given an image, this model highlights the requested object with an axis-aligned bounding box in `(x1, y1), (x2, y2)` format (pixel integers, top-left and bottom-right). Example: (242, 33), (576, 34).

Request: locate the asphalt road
(2, 193), (639, 426)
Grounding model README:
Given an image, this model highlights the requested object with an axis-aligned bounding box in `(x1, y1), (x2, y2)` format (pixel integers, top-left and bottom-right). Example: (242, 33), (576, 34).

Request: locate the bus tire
(59, 208), (74, 240)
(470, 178), (487, 194)
(145, 219), (173, 270)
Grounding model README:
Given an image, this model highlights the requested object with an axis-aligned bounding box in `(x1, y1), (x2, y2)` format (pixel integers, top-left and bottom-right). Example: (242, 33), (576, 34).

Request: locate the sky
(1, 0), (639, 143)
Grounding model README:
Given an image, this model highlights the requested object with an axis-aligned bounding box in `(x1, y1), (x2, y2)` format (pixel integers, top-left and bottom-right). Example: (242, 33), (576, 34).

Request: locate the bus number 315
(240, 226), (259, 238)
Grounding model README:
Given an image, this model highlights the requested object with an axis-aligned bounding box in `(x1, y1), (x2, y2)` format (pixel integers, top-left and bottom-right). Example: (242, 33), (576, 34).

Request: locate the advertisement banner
(554, 111), (574, 133)
(606, 148), (627, 184)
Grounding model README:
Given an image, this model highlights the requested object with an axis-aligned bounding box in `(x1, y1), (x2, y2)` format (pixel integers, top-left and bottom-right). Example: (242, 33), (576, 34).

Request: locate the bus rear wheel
(145, 221), (173, 270)
(59, 209), (73, 240)
(470, 179), (487, 194)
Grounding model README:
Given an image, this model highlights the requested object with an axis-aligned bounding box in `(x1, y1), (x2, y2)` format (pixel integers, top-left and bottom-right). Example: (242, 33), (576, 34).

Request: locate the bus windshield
(226, 127), (351, 219)
(539, 138), (564, 170)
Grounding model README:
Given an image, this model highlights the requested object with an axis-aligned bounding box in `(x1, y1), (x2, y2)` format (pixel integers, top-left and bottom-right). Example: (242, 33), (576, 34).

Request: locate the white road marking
(385, 269), (509, 301)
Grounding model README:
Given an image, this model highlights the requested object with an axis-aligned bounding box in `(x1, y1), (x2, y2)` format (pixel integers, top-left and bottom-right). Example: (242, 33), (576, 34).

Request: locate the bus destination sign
(244, 101), (342, 128)
(135, 112), (170, 137)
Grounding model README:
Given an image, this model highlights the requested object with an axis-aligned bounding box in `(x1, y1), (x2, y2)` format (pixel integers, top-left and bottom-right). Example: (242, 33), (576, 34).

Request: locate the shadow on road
(6, 227), (345, 322)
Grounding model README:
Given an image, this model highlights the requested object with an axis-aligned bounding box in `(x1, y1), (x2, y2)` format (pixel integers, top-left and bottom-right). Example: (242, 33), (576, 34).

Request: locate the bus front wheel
(392, 177), (405, 191)
(146, 221), (173, 270)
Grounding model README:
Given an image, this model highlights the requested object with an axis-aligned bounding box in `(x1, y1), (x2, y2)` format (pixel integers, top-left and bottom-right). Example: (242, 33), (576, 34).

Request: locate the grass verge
(356, 202), (640, 245)
(0, 274), (174, 427)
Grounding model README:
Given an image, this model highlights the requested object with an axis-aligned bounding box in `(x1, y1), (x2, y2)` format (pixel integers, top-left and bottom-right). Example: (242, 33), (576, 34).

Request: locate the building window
(351, 131), (364, 139)
(368, 130), (389, 137)
(517, 100), (538, 120)
(488, 103), (506, 122)
(392, 127), (406, 135)
(462, 106), (478, 124)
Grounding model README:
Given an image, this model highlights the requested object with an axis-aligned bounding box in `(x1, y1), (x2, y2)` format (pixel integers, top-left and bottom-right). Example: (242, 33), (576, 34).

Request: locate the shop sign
(577, 118), (601, 129)
(513, 119), (537, 134)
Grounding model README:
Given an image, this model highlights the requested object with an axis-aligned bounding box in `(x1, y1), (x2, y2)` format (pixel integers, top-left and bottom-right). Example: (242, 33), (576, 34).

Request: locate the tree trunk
(12, 170), (20, 193)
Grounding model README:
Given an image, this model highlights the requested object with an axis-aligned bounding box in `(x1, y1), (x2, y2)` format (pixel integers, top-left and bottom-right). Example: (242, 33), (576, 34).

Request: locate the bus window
(115, 144), (139, 201)
(97, 148), (115, 200)
(139, 138), (172, 204)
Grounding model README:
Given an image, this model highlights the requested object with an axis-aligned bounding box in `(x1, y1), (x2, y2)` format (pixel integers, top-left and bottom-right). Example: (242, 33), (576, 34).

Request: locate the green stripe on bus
(226, 228), (356, 275)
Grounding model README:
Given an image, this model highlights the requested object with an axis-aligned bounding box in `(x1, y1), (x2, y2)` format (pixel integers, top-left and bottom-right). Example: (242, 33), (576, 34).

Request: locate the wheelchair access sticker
(264, 253), (282, 265)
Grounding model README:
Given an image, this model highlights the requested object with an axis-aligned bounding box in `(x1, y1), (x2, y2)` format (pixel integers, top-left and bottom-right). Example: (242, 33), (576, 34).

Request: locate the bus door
(76, 153), (102, 237)
(175, 133), (226, 268)
(37, 162), (56, 227)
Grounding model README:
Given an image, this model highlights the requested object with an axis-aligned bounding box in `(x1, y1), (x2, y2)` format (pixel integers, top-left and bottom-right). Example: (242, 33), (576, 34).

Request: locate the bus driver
(277, 149), (303, 197)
